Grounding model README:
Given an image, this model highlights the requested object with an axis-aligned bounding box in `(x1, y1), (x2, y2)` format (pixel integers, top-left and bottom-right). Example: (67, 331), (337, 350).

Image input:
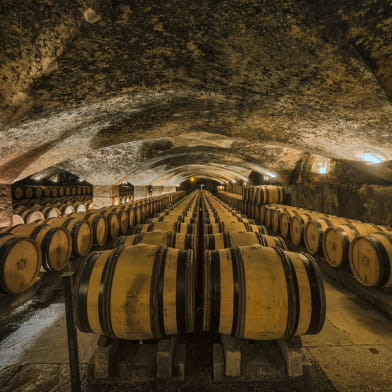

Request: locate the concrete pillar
(0, 185), (13, 228)
(92, 185), (120, 209)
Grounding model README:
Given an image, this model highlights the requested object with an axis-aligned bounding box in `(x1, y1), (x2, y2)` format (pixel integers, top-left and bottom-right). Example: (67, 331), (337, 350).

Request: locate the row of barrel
(218, 185), (284, 212)
(12, 199), (93, 226)
(73, 190), (326, 342)
(202, 192), (325, 340)
(0, 191), (185, 296)
(74, 191), (201, 340)
(13, 195), (93, 209)
(221, 198), (392, 289)
(13, 185), (93, 200)
(262, 204), (392, 289)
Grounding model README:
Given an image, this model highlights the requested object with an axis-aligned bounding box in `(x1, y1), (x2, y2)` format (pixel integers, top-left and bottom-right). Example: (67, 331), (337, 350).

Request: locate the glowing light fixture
(319, 162), (328, 174)
(266, 172), (277, 178)
(33, 175), (42, 181)
(360, 152), (384, 164)
(231, 179), (236, 183)
(190, 177), (196, 182)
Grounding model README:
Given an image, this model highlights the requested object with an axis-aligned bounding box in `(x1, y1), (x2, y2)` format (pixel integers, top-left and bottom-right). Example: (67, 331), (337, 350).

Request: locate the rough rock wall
(0, 185), (13, 227)
(284, 184), (392, 226)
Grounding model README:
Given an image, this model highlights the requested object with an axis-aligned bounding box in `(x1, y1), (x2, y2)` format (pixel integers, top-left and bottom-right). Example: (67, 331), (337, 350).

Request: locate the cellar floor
(0, 276), (391, 392)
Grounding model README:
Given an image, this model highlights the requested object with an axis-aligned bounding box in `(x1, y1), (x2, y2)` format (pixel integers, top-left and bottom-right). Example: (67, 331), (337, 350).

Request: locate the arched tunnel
(0, 1), (392, 391)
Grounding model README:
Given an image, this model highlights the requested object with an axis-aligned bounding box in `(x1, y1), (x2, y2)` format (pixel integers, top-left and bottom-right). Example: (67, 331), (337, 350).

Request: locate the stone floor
(0, 275), (391, 392)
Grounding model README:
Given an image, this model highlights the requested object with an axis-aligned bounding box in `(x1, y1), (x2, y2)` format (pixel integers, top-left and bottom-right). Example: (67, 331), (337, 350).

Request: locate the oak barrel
(323, 223), (392, 268)
(46, 217), (92, 257)
(133, 222), (197, 235)
(203, 245), (325, 340)
(114, 231), (196, 253)
(72, 212), (108, 247)
(204, 231), (287, 250)
(304, 217), (352, 255)
(13, 186), (25, 200)
(14, 207), (45, 224)
(349, 232), (392, 288)
(74, 244), (194, 339)
(98, 210), (120, 240)
(0, 233), (41, 295)
(6, 223), (71, 272)
(290, 213), (327, 246)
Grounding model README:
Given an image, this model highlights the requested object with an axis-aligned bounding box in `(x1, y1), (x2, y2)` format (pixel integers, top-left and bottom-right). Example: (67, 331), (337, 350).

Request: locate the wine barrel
(133, 222), (197, 235)
(147, 215), (197, 224)
(59, 205), (75, 216)
(34, 187), (42, 199)
(12, 214), (25, 226)
(46, 217), (93, 257)
(135, 204), (143, 225)
(203, 245), (325, 340)
(6, 223), (71, 272)
(38, 206), (61, 219)
(13, 186), (25, 200)
(43, 187), (51, 198)
(0, 233), (41, 295)
(280, 210), (302, 238)
(263, 205), (280, 228)
(58, 187), (65, 197)
(323, 223), (392, 268)
(271, 206), (302, 233)
(65, 186), (71, 196)
(114, 231), (196, 253)
(74, 204), (87, 213)
(349, 232), (392, 288)
(99, 210), (120, 240)
(74, 244), (194, 339)
(266, 186), (284, 204)
(14, 207), (45, 224)
(71, 186), (77, 196)
(50, 187), (59, 198)
(204, 222), (268, 235)
(72, 212), (108, 247)
(126, 205), (136, 228)
(290, 213), (327, 246)
(25, 187), (34, 199)
(304, 217), (352, 255)
(204, 231), (287, 250)
(115, 208), (129, 235)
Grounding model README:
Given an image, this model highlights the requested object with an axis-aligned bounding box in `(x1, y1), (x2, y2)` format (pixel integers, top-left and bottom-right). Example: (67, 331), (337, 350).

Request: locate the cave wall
(283, 184), (392, 227)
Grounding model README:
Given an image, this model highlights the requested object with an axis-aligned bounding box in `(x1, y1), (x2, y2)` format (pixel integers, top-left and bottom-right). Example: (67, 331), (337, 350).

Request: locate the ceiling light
(360, 152), (384, 164)
(266, 172), (276, 178)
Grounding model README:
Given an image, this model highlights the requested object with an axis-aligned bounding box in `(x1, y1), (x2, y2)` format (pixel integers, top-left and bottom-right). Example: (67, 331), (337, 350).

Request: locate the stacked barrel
(74, 191), (199, 340)
(0, 190), (186, 297)
(257, 203), (392, 290)
(201, 191), (325, 340)
(13, 185), (93, 201)
(218, 185), (285, 223)
(73, 190), (326, 343)
(12, 197), (93, 225)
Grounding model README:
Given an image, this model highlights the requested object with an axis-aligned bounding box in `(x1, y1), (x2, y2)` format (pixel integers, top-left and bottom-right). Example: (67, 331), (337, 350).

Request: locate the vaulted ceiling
(0, 0), (391, 185)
